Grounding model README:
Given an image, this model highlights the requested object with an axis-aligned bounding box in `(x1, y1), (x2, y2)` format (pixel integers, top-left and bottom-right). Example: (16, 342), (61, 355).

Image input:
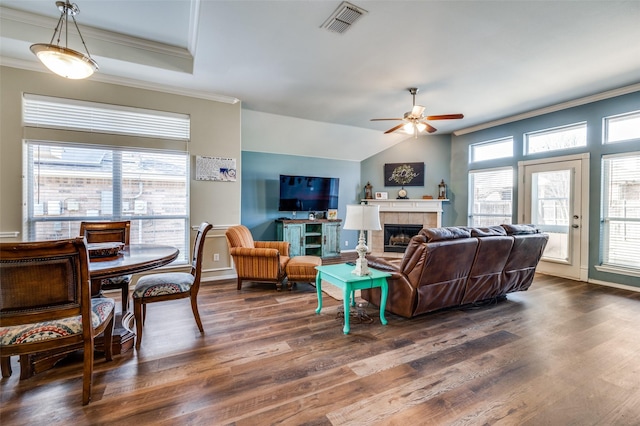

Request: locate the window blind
(23, 94), (190, 141)
(468, 167), (513, 227)
(601, 152), (640, 270)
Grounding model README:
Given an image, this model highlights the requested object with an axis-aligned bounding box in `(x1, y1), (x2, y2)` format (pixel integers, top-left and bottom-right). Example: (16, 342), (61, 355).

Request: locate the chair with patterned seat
(80, 221), (131, 311)
(0, 237), (115, 405)
(132, 222), (212, 350)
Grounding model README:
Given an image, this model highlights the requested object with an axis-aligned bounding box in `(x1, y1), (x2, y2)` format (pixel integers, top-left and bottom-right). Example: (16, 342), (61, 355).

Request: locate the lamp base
(351, 257), (371, 276)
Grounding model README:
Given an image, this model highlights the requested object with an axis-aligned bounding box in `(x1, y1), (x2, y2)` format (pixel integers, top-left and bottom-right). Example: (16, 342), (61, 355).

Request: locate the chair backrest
(225, 225), (255, 249)
(0, 238), (91, 332)
(80, 221), (131, 245)
(190, 222), (213, 284)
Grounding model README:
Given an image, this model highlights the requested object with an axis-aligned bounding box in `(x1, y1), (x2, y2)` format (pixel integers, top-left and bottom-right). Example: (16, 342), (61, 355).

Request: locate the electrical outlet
(213, 253), (220, 261)
(345, 240), (348, 246)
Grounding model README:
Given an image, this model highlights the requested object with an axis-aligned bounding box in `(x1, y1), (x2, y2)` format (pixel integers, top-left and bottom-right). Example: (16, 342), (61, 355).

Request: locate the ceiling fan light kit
(30, 1), (98, 79)
(371, 88), (464, 137)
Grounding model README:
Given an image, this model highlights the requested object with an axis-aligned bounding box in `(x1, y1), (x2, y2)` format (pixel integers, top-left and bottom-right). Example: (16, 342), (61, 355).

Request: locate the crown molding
(0, 58), (240, 105)
(1, 6), (193, 72)
(453, 82), (640, 136)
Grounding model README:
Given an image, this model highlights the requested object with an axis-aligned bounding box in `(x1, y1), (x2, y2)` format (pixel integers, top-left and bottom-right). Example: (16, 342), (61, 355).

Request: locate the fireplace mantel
(364, 199), (446, 257)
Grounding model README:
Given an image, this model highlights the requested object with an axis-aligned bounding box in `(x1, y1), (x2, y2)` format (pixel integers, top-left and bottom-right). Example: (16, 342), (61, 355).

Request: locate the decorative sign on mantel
(195, 156), (237, 181)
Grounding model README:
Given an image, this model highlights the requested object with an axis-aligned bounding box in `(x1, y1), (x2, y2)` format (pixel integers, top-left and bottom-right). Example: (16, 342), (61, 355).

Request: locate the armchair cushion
(0, 298), (115, 346)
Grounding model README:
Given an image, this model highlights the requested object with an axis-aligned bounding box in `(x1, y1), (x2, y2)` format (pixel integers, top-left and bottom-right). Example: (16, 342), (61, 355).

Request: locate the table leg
(315, 272), (323, 314)
(343, 283), (351, 334)
(379, 280), (388, 326)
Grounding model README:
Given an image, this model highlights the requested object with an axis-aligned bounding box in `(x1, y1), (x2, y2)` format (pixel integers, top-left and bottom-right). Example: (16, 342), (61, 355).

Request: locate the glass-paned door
(521, 157), (587, 280)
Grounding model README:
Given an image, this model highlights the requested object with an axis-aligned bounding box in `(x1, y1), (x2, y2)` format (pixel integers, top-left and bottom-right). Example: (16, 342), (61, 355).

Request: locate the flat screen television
(278, 174), (339, 212)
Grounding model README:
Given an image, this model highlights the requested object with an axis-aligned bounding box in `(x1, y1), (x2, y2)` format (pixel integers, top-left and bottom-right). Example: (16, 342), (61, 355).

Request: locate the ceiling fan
(371, 88), (464, 137)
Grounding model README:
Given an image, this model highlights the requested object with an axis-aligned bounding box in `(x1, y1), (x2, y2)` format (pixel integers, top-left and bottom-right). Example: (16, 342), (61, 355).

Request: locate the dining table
(26, 244), (180, 377)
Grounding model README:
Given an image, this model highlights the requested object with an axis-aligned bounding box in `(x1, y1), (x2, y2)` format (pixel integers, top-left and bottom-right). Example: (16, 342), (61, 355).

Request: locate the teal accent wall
(241, 151), (362, 247)
(450, 91), (640, 287)
(360, 134), (455, 226)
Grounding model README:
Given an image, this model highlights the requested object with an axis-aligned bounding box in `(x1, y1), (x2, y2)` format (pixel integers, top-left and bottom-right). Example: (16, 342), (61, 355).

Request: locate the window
(604, 110), (640, 144)
(468, 167), (513, 227)
(24, 141), (190, 263)
(601, 152), (640, 271)
(469, 137), (513, 163)
(525, 122), (587, 154)
(23, 94), (190, 140)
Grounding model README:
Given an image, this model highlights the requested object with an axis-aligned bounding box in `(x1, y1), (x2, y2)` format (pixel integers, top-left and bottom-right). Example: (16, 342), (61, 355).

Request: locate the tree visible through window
(25, 141), (189, 262)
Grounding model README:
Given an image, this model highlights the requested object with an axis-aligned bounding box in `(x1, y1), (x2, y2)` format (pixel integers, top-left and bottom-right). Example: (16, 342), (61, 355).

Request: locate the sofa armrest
(366, 256), (402, 273)
(255, 241), (290, 256)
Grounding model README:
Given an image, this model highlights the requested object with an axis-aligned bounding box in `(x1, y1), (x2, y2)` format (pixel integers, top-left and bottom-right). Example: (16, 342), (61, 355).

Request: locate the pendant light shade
(30, 1), (98, 79)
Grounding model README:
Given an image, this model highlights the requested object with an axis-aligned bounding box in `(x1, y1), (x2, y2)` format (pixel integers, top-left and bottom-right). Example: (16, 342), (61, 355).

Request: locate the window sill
(595, 264), (640, 278)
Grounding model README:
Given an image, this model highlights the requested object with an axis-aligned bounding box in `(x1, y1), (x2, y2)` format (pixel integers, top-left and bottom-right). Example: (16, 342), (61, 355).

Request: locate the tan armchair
(225, 225), (290, 290)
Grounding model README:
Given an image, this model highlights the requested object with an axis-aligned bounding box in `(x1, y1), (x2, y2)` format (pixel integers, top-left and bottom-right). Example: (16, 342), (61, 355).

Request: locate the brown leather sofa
(362, 224), (549, 318)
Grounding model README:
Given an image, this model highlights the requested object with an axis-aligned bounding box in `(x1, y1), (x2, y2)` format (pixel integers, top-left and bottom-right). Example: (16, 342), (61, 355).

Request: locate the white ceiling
(2, 0), (640, 160)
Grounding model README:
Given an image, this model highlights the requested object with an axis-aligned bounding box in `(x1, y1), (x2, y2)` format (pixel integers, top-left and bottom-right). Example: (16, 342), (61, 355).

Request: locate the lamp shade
(343, 204), (381, 231)
(30, 44), (98, 79)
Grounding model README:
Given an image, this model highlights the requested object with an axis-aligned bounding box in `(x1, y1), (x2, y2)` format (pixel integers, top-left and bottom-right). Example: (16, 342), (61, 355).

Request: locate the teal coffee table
(315, 263), (390, 334)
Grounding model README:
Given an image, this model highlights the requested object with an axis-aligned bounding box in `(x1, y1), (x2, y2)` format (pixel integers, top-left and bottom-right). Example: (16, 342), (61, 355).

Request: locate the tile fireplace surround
(365, 199), (445, 258)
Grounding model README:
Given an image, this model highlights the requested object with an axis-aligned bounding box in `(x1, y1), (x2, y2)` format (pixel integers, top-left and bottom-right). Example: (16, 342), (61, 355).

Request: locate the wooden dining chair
(80, 221), (131, 311)
(132, 222), (212, 349)
(0, 238), (115, 405)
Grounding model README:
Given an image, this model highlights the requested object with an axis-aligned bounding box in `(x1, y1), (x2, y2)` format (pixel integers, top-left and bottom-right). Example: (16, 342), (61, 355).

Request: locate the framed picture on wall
(384, 162), (425, 186)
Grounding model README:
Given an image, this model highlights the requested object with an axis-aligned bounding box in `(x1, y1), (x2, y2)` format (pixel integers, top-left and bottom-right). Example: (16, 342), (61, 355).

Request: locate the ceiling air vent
(321, 1), (367, 34)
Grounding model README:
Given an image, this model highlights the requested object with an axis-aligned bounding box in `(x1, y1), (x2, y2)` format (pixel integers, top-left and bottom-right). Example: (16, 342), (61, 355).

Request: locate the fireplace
(384, 224), (422, 253)
(366, 199), (443, 257)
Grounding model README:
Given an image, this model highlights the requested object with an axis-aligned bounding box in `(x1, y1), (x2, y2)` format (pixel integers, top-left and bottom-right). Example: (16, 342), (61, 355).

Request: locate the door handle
(572, 224), (579, 228)
(573, 215), (579, 219)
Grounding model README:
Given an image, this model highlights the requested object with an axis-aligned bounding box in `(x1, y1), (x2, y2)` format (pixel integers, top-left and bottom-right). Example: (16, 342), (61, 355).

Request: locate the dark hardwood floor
(2, 271), (640, 425)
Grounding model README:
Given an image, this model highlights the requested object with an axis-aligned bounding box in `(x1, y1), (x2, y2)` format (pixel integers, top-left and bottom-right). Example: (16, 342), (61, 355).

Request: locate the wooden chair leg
(1, 357), (12, 378)
(190, 293), (204, 333)
(237, 277), (243, 290)
(120, 283), (129, 312)
(102, 314), (115, 362)
(134, 298), (144, 350)
(19, 355), (32, 380)
(82, 338), (94, 405)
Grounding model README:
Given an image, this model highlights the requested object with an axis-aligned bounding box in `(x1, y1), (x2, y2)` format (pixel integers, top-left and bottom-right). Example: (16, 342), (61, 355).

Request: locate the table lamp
(343, 204), (381, 276)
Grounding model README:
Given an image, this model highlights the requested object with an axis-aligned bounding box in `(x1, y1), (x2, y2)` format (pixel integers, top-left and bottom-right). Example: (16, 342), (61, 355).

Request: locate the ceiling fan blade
(384, 123), (406, 134)
(410, 105), (425, 118)
(425, 123), (437, 133)
(426, 114), (464, 120)
(370, 118), (404, 121)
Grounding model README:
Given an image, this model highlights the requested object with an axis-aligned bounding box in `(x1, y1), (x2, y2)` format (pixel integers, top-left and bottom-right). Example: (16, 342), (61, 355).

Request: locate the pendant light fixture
(30, 1), (98, 79)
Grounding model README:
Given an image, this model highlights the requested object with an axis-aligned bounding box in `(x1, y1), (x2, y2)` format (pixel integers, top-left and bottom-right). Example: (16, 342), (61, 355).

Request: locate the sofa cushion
(469, 226), (508, 237)
(421, 227), (471, 242)
(501, 224), (538, 235)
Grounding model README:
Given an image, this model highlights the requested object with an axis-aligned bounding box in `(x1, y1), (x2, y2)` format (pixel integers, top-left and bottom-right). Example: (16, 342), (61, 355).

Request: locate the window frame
(597, 151), (640, 276)
(524, 122), (587, 155)
(23, 141), (190, 264)
(469, 136), (514, 163)
(468, 166), (514, 227)
(603, 110), (640, 145)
